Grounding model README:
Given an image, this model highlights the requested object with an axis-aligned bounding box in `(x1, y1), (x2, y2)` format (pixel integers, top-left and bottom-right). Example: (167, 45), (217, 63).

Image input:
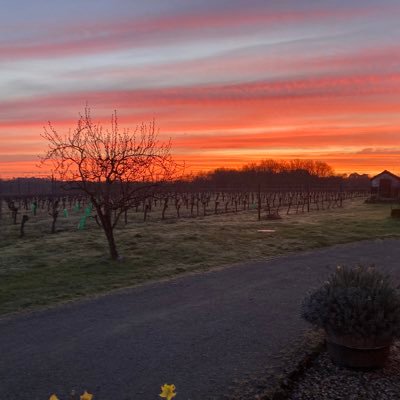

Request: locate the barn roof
(370, 170), (400, 181)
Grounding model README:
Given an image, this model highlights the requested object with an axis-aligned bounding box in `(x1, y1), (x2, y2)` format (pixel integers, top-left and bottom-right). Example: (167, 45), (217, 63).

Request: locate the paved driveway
(1, 239), (399, 399)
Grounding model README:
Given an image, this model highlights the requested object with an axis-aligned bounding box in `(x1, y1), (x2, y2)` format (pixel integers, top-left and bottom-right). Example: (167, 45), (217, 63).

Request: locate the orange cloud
(2, 73), (400, 177)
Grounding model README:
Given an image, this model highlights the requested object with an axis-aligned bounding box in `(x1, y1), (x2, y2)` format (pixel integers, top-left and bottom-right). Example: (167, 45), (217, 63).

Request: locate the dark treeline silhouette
(179, 159), (370, 191)
(0, 177), (64, 197)
(0, 159), (371, 196)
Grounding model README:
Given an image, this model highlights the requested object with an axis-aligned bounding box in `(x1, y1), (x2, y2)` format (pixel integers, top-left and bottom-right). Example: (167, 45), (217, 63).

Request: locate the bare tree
(41, 106), (179, 260)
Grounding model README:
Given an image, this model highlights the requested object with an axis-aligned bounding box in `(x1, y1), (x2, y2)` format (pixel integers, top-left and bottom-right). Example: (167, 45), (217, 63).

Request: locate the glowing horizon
(1, 1), (400, 179)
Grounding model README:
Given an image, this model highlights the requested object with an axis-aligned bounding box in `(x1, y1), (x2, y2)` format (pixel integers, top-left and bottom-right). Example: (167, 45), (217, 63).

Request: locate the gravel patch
(289, 342), (400, 400)
(225, 330), (325, 400)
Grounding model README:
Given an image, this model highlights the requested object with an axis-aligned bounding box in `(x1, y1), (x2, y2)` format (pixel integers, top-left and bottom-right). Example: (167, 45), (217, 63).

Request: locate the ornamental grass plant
(302, 266), (400, 341)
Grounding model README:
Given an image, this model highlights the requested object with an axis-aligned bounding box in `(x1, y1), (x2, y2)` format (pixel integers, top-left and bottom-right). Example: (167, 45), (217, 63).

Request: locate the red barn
(370, 170), (400, 199)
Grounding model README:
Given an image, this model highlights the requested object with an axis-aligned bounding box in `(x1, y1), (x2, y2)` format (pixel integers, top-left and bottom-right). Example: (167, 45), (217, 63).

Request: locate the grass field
(0, 198), (399, 315)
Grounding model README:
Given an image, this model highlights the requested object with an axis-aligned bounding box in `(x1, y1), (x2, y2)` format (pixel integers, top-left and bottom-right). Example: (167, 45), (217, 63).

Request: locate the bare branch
(40, 105), (183, 259)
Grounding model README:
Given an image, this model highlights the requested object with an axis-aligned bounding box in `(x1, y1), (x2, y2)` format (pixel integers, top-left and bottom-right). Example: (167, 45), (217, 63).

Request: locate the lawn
(0, 198), (399, 315)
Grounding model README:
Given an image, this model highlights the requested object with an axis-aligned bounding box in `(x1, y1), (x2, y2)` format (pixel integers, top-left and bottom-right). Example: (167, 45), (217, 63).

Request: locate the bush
(302, 266), (400, 340)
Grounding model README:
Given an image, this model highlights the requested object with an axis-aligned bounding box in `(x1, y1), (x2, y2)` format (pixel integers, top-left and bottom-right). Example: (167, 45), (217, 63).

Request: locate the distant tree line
(0, 159), (370, 196)
(0, 177), (63, 197)
(179, 159), (370, 191)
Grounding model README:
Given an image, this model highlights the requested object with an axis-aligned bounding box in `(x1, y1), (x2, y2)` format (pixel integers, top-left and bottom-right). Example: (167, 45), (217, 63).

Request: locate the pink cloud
(62, 43), (400, 87)
(2, 71), (400, 115)
(0, 6), (380, 61)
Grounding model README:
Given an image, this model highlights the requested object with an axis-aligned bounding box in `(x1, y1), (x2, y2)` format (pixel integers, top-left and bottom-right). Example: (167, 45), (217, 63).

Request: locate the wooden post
(20, 215), (29, 238)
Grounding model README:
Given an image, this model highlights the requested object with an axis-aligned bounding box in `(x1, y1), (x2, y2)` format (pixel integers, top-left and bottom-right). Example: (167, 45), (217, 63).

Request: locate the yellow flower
(80, 391), (94, 400)
(49, 395), (59, 400)
(159, 383), (177, 400)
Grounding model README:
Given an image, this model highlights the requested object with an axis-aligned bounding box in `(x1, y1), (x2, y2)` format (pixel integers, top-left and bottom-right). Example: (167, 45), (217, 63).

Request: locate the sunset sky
(1, 0), (400, 178)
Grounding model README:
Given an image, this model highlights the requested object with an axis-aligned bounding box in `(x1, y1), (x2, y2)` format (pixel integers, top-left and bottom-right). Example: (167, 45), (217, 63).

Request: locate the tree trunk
(51, 213), (58, 233)
(98, 206), (119, 260)
(20, 215), (29, 238)
(104, 223), (119, 260)
(12, 210), (18, 224)
(162, 198), (168, 220)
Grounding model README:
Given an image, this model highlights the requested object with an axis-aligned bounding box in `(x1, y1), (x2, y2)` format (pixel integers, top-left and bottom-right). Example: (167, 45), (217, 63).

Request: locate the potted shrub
(301, 265), (400, 368)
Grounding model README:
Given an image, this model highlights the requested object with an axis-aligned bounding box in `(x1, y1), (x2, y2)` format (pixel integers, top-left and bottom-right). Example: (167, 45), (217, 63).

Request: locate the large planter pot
(326, 332), (392, 369)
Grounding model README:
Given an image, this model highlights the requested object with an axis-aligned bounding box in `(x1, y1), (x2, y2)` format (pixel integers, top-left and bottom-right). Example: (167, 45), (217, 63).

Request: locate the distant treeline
(0, 177), (61, 197)
(183, 159), (370, 191)
(0, 159), (370, 196)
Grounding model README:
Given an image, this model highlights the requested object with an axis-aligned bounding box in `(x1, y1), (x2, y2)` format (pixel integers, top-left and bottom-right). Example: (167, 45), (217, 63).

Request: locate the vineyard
(0, 188), (369, 236)
(0, 185), (398, 316)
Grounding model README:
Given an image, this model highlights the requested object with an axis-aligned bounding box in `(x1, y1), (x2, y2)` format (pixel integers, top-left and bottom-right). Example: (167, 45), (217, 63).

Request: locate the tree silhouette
(41, 106), (178, 259)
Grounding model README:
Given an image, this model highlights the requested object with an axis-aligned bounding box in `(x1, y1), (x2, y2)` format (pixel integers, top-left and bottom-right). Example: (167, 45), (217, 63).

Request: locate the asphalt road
(1, 239), (400, 400)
